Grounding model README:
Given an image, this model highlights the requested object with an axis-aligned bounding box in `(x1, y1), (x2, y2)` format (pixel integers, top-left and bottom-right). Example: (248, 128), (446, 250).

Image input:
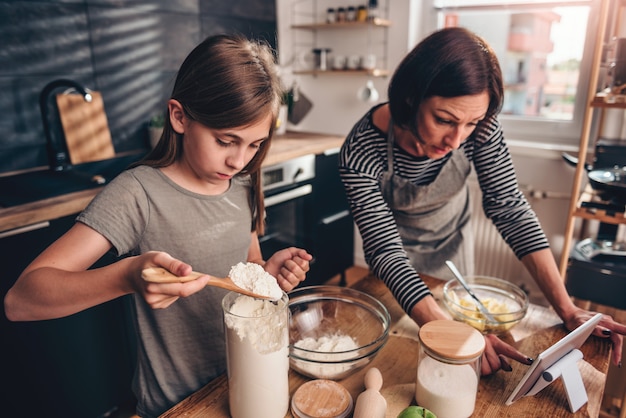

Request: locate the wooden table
(160, 274), (612, 418)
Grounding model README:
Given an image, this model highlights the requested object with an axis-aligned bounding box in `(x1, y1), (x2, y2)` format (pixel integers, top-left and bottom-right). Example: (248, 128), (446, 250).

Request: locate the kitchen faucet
(39, 79), (93, 172)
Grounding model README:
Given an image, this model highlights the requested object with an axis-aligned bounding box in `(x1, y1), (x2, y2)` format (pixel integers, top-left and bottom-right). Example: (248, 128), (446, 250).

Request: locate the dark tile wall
(0, 0), (277, 175)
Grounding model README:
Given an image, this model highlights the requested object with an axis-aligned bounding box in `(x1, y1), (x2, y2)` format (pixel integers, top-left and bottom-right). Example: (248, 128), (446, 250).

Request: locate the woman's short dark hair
(388, 27), (504, 133)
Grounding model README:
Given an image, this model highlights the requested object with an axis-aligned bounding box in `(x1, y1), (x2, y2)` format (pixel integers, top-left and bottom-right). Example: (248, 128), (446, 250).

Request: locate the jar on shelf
(357, 5), (368, 22)
(346, 6), (357, 22)
(367, 0), (379, 20)
(312, 48), (332, 71)
(327, 8), (336, 24)
(337, 7), (346, 22)
(416, 320), (485, 418)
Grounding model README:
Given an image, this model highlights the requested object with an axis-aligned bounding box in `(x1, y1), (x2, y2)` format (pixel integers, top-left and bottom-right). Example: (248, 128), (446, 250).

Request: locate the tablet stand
(526, 348), (587, 413)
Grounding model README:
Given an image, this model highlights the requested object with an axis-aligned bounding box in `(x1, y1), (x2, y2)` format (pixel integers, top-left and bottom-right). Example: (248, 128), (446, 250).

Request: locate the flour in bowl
(295, 333), (359, 352)
(292, 333), (360, 379)
(229, 262), (283, 301)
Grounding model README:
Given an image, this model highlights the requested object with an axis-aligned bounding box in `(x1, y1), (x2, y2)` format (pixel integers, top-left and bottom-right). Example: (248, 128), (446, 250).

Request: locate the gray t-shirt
(77, 165), (253, 418)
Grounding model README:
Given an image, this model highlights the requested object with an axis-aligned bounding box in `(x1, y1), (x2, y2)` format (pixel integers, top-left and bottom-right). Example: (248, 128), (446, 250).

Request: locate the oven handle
(264, 184), (312, 207)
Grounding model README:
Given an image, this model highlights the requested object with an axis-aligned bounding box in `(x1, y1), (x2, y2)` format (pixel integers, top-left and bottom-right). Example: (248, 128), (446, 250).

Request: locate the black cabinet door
(1, 215), (135, 418)
(304, 150), (354, 286)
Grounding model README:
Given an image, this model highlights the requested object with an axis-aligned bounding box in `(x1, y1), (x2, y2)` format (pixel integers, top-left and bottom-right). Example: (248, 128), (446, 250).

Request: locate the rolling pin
(353, 367), (387, 418)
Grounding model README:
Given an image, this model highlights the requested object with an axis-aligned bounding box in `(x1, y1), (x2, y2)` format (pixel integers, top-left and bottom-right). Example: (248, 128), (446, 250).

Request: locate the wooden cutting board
(56, 91), (115, 164)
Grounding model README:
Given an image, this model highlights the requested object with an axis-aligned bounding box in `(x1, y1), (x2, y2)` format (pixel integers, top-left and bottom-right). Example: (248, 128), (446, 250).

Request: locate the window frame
(418, 0), (600, 147)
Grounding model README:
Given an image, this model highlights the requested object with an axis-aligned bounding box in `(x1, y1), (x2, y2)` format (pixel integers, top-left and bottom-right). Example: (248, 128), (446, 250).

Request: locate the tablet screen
(506, 313), (603, 405)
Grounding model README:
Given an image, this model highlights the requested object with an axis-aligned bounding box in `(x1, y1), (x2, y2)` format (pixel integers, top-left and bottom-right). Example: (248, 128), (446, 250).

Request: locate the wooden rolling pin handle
(353, 367), (387, 418)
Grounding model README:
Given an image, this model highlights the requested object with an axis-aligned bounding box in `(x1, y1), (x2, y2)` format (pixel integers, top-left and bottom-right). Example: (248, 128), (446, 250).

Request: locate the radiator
(468, 179), (568, 307)
(469, 180), (526, 282)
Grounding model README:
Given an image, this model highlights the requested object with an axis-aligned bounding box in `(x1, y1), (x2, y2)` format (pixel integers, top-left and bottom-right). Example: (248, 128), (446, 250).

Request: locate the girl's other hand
(265, 247), (313, 291)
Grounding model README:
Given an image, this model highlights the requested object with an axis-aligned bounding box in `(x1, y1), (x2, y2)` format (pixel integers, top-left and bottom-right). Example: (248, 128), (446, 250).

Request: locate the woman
(339, 27), (624, 375)
(5, 34), (312, 417)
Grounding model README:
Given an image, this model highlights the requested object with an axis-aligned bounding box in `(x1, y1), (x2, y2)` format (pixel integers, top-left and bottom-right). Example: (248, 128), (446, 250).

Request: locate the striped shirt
(338, 105), (548, 315)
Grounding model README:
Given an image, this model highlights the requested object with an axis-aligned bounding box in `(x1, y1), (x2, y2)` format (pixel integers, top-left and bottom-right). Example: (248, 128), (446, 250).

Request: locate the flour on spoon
(228, 262), (283, 301)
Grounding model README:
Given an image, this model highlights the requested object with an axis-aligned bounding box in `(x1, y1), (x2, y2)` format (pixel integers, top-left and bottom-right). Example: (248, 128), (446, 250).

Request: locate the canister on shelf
(337, 7), (346, 22)
(367, 0), (379, 20)
(346, 6), (357, 22)
(357, 5), (368, 22)
(416, 320), (485, 418)
(327, 8), (336, 24)
(312, 48), (332, 71)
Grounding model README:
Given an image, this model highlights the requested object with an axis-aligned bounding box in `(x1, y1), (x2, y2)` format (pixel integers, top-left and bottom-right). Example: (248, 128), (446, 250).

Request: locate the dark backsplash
(0, 0), (277, 175)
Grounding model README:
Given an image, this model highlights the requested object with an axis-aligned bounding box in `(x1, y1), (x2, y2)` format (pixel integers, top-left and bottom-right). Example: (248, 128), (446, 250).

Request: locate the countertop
(0, 131), (345, 235)
(160, 273), (611, 418)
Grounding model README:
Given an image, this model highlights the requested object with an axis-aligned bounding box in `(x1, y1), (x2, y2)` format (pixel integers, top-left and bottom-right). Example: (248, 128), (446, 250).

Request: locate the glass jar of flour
(416, 320), (485, 418)
(222, 291), (289, 418)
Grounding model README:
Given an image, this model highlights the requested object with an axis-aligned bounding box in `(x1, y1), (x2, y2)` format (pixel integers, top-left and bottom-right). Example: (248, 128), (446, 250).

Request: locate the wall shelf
(291, 18), (391, 30)
(591, 92), (626, 108)
(559, 0), (626, 276)
(289, 1), (390, 77)
(293, 68), (390, 77)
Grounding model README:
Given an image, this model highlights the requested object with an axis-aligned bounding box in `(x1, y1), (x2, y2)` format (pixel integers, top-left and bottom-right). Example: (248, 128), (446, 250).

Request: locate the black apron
(380, 121), (474, 280)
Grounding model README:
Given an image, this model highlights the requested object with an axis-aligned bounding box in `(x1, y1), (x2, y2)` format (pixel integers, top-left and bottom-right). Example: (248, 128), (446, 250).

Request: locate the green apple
(397, 405), (437, 418)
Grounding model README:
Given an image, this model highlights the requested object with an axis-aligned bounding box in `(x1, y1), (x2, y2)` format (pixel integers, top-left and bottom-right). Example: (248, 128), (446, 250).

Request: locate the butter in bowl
(442, 275), (529, 334)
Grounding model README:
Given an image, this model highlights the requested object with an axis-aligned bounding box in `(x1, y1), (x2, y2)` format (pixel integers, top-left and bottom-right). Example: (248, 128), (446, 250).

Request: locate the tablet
(506, 313), (603, 406)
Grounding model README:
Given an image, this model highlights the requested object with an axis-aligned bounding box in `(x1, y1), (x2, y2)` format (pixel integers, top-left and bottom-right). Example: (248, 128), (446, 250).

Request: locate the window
(422, 0), (600, 146)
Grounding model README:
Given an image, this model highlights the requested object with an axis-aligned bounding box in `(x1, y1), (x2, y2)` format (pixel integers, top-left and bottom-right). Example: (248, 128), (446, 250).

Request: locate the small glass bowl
(443, 275), (529, 334)
(288, 286), (391, 380)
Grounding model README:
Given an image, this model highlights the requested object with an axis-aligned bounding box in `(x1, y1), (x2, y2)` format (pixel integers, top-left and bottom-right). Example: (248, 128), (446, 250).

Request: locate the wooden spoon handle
(141, 267), (275, 301)
(142, 267), (206, 283)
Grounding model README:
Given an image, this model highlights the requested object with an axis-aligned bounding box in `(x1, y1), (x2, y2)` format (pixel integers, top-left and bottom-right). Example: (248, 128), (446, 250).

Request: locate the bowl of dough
(442, 275), (529, 334)
(287, 285), (391, 380)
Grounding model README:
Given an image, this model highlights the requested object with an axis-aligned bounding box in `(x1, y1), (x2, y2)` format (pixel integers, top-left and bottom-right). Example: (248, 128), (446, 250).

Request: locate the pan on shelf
(562, 153), (626, 203)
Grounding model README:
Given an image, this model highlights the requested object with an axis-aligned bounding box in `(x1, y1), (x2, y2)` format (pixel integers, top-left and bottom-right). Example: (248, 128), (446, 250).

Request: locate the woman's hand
(264, 247), (313, 292)
(408, 296), (533, 375)
(130, 251), (210, 310)
(561, 307), (625, 367)
(481, 334), (533, 376)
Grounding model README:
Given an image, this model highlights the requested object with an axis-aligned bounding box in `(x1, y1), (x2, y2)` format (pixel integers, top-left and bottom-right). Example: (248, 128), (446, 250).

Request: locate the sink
(0, 153), (145, 208)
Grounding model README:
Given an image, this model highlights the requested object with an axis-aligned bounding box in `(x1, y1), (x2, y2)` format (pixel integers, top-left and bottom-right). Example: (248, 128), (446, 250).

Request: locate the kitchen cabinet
(306, 149), (354, 285)
(0, 214), (136, 418)
(290, 1), (390, 77)
(559, 0), (626, 278)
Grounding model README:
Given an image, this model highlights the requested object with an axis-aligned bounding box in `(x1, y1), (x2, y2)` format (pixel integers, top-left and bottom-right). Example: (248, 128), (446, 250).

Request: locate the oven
(260, 151), (354, 286)
(260, 154), (316, 262)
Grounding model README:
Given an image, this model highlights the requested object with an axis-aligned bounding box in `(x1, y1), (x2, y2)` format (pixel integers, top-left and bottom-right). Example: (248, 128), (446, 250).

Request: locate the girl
(5, 34), (312, 417)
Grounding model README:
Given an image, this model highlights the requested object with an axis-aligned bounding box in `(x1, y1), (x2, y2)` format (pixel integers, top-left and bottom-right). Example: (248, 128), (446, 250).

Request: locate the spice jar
(357, 5), (367, 22)
(367, 0), (379, 20)
(416, 320), (485, 418)
(326, 8), (336, 24)
(336, 7), (346, 22)
(346, 6), (357, 22)
(223, 292), (290, 418)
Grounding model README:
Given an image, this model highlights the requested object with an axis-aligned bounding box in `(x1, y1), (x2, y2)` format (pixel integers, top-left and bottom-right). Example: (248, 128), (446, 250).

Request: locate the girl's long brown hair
(136, 34), (282, 235)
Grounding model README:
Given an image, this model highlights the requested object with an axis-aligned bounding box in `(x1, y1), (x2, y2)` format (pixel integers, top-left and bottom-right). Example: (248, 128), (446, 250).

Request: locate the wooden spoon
(141, 267), (275, 300)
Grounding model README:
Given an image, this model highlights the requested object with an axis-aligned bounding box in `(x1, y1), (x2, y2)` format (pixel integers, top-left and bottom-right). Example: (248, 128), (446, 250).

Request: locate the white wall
(276, 0), (422, 137)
